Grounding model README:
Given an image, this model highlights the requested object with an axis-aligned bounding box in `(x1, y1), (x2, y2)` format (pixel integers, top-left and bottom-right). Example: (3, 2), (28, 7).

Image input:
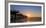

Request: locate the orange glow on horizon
(25, 14), (31, 17)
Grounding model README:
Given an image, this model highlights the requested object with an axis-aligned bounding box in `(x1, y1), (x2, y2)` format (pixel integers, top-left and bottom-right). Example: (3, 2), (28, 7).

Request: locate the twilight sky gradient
(10, 5), (41, 17)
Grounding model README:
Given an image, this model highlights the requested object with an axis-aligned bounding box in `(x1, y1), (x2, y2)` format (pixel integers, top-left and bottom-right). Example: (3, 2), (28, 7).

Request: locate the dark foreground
(10, 17), (41, 23)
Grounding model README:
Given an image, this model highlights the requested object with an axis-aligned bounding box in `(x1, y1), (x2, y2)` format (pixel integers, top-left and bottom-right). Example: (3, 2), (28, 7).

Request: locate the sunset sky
(10, 5), (41, 17)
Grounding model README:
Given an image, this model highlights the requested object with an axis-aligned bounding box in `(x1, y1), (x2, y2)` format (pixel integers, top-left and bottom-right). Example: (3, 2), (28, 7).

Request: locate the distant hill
(10, 10), (27, 23)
